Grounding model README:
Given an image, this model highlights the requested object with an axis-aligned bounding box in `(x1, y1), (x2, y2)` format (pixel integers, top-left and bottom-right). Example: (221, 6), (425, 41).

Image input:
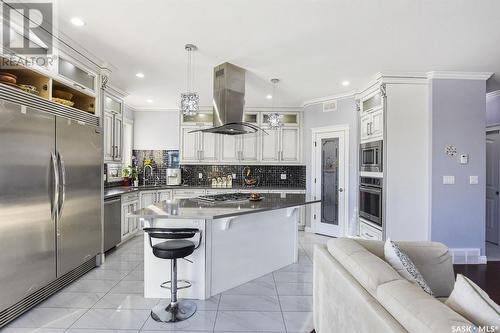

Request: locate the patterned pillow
(384, 238), (434, 295)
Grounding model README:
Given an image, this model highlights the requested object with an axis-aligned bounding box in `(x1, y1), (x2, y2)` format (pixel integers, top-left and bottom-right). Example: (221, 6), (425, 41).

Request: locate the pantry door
(312, 126), (349, 237)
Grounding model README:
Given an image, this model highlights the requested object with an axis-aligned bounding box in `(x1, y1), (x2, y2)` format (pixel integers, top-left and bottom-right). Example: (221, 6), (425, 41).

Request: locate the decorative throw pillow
(446, 274), (500, 327)
(384, 238), (433, 295)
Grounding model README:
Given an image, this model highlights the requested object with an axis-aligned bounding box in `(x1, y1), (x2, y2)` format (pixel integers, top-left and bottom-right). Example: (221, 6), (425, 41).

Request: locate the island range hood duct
(190, 62), (267, 135)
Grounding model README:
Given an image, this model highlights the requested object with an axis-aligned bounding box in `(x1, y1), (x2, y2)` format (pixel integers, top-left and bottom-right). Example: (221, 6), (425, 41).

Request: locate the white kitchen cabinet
(281, 127), (300, 162)
(370, 108), (384, 138)
(261, 127), (300, 163)
(360, 107), (383, 143)
(157, 189), (172, 202)
(359, 220), (382, 241)
(140, 189), (173, 208)
(103, 112), (114, 160)
(103, 93), (124, 162)
(180, 110), (302, 164)
(140, 190), (157, 208)
(180, 126), (219, 163)
(181, 127), (199, 162)
(261, 129), (280, 162)
(121, 194), (139, 240)
(199, 132), (218, 162)
(221, 132), (259, 163)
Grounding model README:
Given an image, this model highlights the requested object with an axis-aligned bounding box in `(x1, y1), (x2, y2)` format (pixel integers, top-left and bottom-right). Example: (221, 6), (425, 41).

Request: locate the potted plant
(130, 166), (139, 187)
(122, 167), (130, 186)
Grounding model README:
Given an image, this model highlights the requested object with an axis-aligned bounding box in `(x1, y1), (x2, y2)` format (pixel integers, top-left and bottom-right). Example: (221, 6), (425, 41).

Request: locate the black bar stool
(144, 227), (202, 322)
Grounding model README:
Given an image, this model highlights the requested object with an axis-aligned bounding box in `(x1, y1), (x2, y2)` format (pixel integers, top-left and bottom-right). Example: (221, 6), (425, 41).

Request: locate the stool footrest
(160, 280), (192, 290)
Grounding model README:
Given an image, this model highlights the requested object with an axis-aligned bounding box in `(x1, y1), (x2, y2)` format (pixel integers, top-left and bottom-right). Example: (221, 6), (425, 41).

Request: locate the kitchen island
(131, 193), (320, 300)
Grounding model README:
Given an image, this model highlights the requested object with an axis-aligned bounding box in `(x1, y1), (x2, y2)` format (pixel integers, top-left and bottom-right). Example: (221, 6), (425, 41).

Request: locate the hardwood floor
(454, 261), (500, 304)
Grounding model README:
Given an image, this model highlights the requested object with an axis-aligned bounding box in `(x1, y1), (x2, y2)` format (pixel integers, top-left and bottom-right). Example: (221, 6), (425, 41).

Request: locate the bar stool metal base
(151, 300), (197, 322)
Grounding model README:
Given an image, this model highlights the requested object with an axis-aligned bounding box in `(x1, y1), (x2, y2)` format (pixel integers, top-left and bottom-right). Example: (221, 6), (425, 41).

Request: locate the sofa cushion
(327, 238), (402, 297)
(377, 279), (472, 333)
(384, 239), (433, 295)
(445, 274), (500, 327)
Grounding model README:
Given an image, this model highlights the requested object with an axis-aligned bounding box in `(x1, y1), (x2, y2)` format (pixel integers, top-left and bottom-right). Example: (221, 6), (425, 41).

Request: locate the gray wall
(430, 79), (486, 254)
(123, 105), (135, 121)
(486, 93), (500, 126)
(134, 111), (180, 150)
(302, 98), (358, 234)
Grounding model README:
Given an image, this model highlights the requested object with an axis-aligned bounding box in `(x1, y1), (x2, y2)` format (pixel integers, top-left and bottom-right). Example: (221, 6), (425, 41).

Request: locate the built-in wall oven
(360, 140), (383, 172)
(359, 177), (383, 227)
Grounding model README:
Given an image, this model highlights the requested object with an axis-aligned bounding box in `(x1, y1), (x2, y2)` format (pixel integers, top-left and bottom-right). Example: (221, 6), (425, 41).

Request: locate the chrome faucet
(143, 165), (153, 185)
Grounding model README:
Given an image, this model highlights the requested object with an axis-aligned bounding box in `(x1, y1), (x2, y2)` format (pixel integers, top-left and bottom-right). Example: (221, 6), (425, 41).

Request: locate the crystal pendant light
(268, 78), (283, 129)
(180, 44), (199, 116)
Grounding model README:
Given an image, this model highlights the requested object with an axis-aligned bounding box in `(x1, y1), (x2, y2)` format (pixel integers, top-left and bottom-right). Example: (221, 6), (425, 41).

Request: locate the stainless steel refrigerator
(0, 98), (102, 322)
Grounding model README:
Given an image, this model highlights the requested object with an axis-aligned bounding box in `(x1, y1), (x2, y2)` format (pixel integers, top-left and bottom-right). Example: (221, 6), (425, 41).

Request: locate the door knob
(338, 188), (344, 192)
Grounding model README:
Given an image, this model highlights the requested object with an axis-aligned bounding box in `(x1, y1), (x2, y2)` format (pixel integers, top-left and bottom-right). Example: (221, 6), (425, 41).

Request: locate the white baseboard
(449, 248), (487, 264)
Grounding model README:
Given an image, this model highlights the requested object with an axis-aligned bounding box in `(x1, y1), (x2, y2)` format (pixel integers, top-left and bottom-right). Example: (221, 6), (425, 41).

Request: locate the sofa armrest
(353, 239), (455, 297)
(395, 241), (455, 298)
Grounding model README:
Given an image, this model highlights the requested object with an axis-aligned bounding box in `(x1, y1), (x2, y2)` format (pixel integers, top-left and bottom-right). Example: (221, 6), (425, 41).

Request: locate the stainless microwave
(360, 140), (383, 172)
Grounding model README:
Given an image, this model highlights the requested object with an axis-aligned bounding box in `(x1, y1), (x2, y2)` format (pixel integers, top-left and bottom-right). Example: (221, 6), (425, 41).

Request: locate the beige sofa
(313, 238), (473, 333)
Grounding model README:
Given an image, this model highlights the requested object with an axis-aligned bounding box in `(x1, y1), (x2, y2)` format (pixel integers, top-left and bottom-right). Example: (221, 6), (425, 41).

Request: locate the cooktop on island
(195, 193), (251, 203)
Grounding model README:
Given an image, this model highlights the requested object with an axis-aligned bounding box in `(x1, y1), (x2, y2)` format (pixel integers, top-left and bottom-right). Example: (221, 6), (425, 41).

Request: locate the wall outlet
(280, 173), (287, 180)
(469, 176), (479, 185)
(443, 175), (455, 185)
(232, 173), (236, 179)
(198, 173), (203, 179)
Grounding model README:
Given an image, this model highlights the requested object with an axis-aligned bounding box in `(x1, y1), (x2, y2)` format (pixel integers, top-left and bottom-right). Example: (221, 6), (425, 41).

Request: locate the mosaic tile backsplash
(131, 149), (306, 188)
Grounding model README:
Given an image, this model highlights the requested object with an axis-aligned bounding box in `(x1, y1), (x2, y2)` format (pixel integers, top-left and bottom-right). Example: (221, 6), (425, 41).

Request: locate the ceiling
(56, 0), (500, 110)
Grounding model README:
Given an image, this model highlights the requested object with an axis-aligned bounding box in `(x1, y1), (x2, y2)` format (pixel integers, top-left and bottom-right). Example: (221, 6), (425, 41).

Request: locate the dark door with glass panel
(321, 138), (339, 226)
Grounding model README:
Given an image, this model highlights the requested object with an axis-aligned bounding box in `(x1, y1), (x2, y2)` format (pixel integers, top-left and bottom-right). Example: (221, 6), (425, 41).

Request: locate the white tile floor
(1, 232), (331, 333)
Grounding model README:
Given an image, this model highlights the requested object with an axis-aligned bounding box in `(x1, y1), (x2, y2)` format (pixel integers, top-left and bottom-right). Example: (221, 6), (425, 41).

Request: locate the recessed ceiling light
(342, 80), (350, 87)
(70, 17), (85, 27)
(266, 94), (273, 99)
(136, 72), (145, 78)
(147, 99), (153, 103)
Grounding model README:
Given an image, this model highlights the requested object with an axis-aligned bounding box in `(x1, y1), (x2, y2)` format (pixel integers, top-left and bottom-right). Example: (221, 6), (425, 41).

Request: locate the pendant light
(180, 44), (199, 116)
(267, 78), (283, 129)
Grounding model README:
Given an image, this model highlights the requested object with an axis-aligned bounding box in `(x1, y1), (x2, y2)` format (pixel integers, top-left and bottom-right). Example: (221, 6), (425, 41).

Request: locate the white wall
(302, 98), (358, 234)
(133, 111), (180, 150)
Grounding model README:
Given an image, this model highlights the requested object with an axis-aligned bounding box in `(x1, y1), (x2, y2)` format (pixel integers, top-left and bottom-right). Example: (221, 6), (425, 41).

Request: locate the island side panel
(143, 218), (207, 299)
(209, 207), (299, 296)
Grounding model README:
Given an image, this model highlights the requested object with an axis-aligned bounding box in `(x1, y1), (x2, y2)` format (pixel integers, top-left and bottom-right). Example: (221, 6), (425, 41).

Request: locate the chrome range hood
(192, 62), (266, 135)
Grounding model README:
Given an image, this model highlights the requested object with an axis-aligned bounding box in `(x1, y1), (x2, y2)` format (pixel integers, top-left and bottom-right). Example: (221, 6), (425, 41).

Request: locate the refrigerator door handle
(57, 152), (66, 218)
(50, 152), (59, 221)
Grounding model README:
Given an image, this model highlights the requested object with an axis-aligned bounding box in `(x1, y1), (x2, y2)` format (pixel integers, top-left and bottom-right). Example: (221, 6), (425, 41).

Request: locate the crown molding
(105, 84), (129, 99)
(486, 90), (500, 100)
(427, 71), (493, 80)
(302, 91), (356, 108)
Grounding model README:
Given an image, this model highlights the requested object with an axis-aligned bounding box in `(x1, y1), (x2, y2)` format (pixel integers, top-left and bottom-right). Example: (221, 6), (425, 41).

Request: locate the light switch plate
(232, 173), (236, 179)
(198, 173), (203, 179)
(470, 176), (479, 185)
(280, 174), (287, 180)
(443, 175), (455, 185)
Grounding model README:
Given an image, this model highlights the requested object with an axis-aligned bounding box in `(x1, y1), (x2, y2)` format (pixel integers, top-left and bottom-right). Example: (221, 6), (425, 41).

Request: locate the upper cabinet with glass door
(56, 57), (97, 95)
(181, 111), (214, 126)
(261, 112), (299, 127)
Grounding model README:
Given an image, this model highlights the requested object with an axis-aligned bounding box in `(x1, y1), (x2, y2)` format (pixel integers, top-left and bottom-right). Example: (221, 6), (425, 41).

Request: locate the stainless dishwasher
(104, 196), (122, 251)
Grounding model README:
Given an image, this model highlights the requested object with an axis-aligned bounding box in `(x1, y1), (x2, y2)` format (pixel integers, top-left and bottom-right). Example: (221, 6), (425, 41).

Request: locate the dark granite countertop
(104, 185), (306, 199)
(130, 193), (319, 220)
